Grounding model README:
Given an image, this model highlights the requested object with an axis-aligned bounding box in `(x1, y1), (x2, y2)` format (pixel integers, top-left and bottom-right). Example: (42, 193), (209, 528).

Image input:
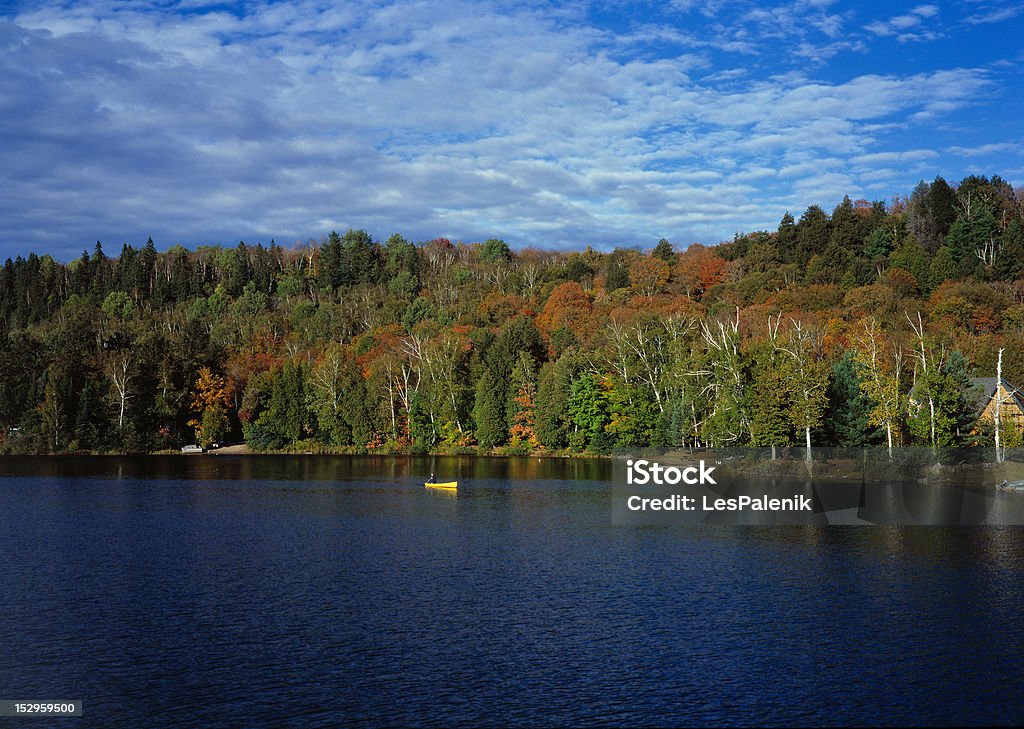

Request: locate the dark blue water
(1, 456), (1023, 727)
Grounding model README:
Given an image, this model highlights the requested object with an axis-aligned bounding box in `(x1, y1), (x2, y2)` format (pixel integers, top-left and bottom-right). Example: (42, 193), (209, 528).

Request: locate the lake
(1, 455), (1023, 727)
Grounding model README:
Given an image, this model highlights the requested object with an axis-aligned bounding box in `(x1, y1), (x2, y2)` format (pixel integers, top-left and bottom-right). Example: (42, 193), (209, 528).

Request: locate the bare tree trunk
(928, 397), (936, 448)
(996, 348), (1004, 463)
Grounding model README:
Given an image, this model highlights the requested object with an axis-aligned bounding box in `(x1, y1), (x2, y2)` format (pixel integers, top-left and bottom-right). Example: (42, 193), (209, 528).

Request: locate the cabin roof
(968, 377), (1024, 418)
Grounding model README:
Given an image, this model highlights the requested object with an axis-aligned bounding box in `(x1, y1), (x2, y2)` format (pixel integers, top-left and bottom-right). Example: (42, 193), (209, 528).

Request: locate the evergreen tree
(408, 394), (435, 453)
(820, 351), (880, 446)
(139, 237), (157, 298)
(929, 176), (957, 241)
(829, 196), (859, 251)
(908, 351), (973, 447)
(567, 373), (607, 450)
(535, 351), (578, 449)
(806, 243), (853, 285)
(795, 205), (830, 268)
(473, 367), (506, 448)
(258, 362), (310, 445)
(652, 238), (676, 263)
(776, 211), (797, 263)
(319, 231), (343, 291)
(888, 236), (929, 290)
(605, 251), (630, 292)
(863, 226), (893, 261)
(90, 241), (109, 295)
(928, 246), (956, 292)
(995, 219), (1024, 281)
(946, 204), (997, 276)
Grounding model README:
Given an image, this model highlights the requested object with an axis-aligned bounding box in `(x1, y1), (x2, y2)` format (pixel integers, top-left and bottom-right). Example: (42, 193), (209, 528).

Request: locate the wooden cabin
(969, 377), (1024, 435)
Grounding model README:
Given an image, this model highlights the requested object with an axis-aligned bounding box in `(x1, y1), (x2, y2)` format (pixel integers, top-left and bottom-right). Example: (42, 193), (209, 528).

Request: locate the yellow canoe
(425, 481), (458, 490)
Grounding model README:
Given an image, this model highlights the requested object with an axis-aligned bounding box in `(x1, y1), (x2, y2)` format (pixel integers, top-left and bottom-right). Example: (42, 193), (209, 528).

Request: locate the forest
(1, 173), (1024, 455)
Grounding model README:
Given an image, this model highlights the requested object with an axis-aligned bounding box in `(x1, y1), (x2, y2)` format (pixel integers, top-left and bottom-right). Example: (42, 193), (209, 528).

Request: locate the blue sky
(1, 0), (1022, 261)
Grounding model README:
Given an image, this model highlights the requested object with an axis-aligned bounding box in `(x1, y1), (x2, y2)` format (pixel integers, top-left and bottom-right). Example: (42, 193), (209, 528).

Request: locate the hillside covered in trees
(2, 173), (1024, 455)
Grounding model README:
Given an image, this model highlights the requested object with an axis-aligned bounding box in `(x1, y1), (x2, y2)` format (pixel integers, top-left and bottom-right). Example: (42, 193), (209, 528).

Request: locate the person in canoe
(428, 472), (436, 484)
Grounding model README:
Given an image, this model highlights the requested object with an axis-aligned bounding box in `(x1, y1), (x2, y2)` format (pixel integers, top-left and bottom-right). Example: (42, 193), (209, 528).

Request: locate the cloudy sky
(1, 1), (1022, 260)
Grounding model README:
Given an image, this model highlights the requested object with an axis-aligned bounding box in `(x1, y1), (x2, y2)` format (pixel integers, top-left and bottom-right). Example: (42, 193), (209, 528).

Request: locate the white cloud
(965, 5), (1023, 24)
(865, 4), (942, 41)
(945, 142), (1022, 157)
(850, 149), (939, 165)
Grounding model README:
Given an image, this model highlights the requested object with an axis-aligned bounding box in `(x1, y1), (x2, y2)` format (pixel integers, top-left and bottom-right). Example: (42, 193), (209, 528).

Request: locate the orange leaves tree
(537, 281), (595, 356)
(188, 366), (230, 447)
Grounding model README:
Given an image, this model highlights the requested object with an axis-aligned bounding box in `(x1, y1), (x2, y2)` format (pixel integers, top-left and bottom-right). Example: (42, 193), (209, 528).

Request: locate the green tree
(408, 394), (436, 452)
(473, 367), (506, 449)
(776, 211), (797, 264)
(480, 238), (513, 264)
(652, 238), (676, 263)
(535, 351), (578, 449)
(605, 253), (630, 292)
(820, 351), (880, 446)
(806, 243), (853, 285)
(778, 321), (830, 456)
(928, 246), (956, 292)
(567, 373), (607, 450)
(257, 362), (311, 445)
(747, 340), (791, 450)
(863, 226), (893, 261)
(995, 219), (1024, 281)
(339, 229), (380, 286)
(795, 205), (830, 268)
(829, 195), (859, 251)
(946, 202), (998, 275)
(852, 317), (905, 451)
(888, 236), (929, 289)
(102, 291), (137, 321)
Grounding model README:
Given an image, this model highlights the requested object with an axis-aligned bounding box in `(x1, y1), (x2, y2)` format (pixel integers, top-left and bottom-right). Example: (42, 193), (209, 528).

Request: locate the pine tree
(829, 196), (859, 251)
(927, 246), (956, 292)
(473, 367), (506, 449)
(567, 373), (606, 450)
(535, 352), (577, 449)
(795, 205), (830, 268)
(652, 238), (676, 263)
(995, 219), (1024, 281)
(258, 362), (310, 445)
(776, 211), (798, 263)
(946, 204), (997, 275)
(821, 351), (879, 446)
(319, 231), (343, 291)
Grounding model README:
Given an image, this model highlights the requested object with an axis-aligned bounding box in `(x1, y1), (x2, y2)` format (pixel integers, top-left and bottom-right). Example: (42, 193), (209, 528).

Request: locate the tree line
(2, 173), (1024, 455)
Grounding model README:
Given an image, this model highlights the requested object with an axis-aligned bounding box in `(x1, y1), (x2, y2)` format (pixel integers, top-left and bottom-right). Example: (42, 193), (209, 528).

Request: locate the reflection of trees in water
(0, 453), (614, 484)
